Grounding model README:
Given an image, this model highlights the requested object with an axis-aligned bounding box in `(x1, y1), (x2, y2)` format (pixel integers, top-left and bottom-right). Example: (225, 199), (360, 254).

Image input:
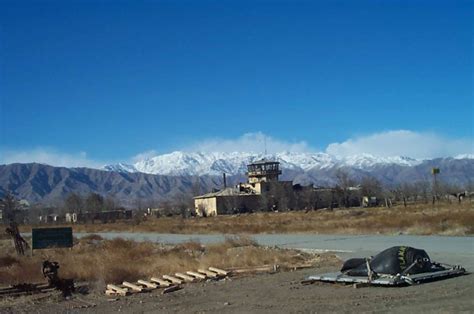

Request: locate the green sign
(32, 227), (73, 250)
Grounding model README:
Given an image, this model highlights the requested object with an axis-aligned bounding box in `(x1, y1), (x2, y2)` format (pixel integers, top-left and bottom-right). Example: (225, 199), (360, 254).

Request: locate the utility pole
(432, 168), (440, 205)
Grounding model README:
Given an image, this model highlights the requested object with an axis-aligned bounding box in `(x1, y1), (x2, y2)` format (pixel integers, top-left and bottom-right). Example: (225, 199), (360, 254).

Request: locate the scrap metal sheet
(307, 268), (466, 286)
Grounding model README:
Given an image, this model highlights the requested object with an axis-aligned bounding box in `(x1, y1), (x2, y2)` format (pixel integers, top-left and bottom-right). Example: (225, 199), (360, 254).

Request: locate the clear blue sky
(1, 0), (472, 163)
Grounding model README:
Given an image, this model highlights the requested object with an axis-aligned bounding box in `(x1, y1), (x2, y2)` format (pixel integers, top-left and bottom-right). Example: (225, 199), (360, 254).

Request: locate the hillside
(1, 155), (473, 206)
(0, 163), (223, 207)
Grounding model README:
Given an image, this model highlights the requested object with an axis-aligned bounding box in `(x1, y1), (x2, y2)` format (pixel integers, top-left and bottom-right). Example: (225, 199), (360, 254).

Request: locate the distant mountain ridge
(0, 163), (223, 207)
(1, 153), (472, 206)
(104, 151), (473, 176)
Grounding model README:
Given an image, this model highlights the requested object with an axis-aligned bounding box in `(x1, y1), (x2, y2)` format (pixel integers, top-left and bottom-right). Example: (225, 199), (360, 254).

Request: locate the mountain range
(104, 151), (429, 175)
(1, 151), (473, 207)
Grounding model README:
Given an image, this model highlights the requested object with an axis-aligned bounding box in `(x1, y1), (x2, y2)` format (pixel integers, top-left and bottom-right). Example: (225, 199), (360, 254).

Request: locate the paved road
(76, 232), (474, 268)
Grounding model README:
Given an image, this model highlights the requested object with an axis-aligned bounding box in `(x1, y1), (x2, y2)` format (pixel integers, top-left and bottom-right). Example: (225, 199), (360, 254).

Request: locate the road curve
(76, 232), (474, 268)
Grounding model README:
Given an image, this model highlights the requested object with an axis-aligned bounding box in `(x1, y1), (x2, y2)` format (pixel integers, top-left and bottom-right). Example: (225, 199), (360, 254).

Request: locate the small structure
(55, 209), (133, 224)
(39, 214), (62, 224)
(76, 209), (132, 223)
(18, 199), (30, 208)
(194, 160), (295, 216)
(362, 196), (377, 207)
(194, 187), (260, 217)
(65, 213), (78, 223)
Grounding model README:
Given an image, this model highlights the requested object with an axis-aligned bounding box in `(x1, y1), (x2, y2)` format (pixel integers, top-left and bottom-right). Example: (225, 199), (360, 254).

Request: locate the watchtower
(246, 160), (282, 184)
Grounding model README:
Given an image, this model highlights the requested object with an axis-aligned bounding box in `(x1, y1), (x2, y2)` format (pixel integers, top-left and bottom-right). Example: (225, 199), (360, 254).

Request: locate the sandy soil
(1, 266), (472, 314)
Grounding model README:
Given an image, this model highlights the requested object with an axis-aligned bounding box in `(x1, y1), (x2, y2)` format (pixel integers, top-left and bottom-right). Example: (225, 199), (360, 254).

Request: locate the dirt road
(1, 266), (471, 313)
(3, 233), (472, 313)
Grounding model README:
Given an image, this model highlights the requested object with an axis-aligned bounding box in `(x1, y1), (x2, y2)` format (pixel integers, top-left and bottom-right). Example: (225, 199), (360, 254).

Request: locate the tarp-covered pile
(306, 246), (466, 286)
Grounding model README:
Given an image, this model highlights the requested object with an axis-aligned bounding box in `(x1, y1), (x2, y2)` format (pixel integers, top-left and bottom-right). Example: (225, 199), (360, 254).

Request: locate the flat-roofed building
(194, 160), (295, 216)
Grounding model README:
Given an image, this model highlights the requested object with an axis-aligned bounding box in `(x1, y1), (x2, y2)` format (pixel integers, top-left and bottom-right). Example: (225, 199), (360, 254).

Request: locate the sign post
(32, 227), (73, 250)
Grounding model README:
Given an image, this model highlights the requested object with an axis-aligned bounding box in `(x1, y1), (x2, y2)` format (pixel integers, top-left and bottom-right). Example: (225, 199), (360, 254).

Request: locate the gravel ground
(0, 265), (472, 314)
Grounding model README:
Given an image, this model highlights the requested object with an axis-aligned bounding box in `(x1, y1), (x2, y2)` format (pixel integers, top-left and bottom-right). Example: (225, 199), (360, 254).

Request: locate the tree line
(63, 192), (120, 214)
(255, 170), (473, 212)
(2, 171), (472, 221)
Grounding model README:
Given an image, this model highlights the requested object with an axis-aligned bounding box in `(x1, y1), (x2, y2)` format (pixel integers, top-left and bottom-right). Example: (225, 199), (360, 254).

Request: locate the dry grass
(0, 236), (336, 286)
(2, 203), (470, 290)
(21, 202), (473, 236)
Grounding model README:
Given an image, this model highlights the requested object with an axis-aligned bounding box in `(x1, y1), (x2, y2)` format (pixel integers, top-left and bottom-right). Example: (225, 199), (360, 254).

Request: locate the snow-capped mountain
(103, 162), (139, 173)
(341, 154), (420, 169)
(104, 151), (429, 176)
(3, 154), (473, 205)
(455, 154), (474, 160)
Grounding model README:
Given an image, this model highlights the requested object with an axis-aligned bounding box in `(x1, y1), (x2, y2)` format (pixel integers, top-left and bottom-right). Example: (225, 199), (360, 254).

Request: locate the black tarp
(341, 246), (435, 276)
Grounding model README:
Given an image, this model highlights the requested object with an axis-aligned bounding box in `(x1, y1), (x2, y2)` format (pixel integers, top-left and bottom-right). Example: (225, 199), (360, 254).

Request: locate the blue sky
(1, 0), (472, 167)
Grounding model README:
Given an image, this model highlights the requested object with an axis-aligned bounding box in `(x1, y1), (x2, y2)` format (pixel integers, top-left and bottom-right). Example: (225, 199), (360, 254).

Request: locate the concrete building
(193, 159), (367, 216)
(194, 188), (260, 217)
(194, 160), (300, 216)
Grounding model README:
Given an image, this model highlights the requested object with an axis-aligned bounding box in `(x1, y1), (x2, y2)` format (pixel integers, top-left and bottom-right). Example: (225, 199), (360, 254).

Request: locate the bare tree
(0, 191), (19, 224)
(464, 180), (474, 193)
(335, 169), (356, 208)
(417, 180), (431, 204)
(300, 187), (318, 212)
(407, 183), (420, 204)
(144, 198), (160, 211)
(395, 183), (412, 208)
(83, 193), (103, 223)
(160, 200), (174, 217)
(171, 192), (193, 218)
(104, 196), (117, 211)
(85, 193), (104, 212)
(439, 182), (463, 203)
(64, 193), (83, 213)
(463, 180), (474, 202)
(1, 192), (29, 255)
(361, 176), (383, 198)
